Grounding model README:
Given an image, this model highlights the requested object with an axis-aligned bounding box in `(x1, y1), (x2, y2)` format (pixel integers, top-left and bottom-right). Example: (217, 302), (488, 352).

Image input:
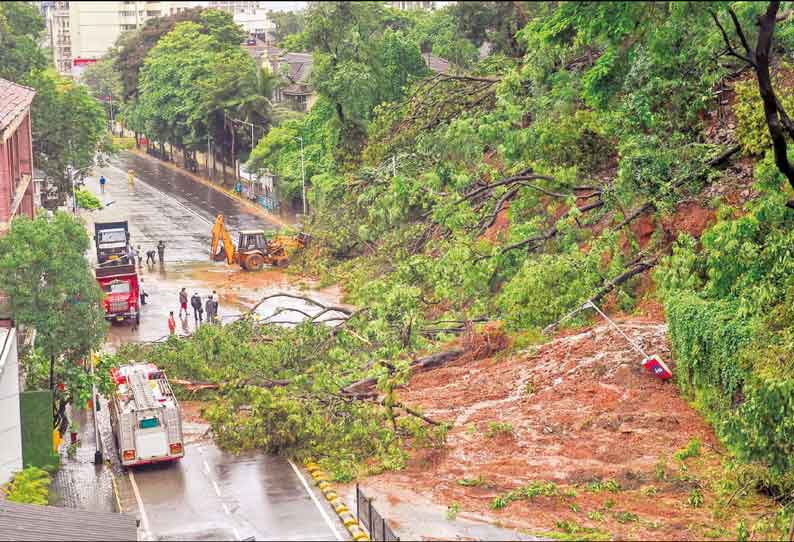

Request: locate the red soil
(365, 319), (775, 540)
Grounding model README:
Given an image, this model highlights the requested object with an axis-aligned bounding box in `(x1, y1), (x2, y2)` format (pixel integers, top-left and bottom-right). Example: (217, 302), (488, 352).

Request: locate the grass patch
(537, 520), (612, 541)
(674, 438), (702, 462)
(586, 478), (621, 493)
(587, 510), (606, 522)
(491, 481), (559, 510)
(446, 502), (460, 520)
(613, 511), (639, 524)
(687, 488), (704, 508)
(485, 421), (514, 438)
(457, 476), (491, 488)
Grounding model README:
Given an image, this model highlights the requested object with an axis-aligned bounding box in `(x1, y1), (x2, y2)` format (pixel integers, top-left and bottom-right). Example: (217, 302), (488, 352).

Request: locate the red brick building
(0, 78), (36, 235)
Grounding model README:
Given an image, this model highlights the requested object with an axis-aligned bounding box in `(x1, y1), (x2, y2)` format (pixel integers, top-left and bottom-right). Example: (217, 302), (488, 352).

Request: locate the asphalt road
(86, 153), (346, 541)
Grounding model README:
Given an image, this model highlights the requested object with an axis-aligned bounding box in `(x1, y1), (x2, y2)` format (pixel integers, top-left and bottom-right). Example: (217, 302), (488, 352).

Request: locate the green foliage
(587, 510), (606, 522)
(457, 476), (490, 487)
(75, 189), (102, 210)
(114, 318), (445, 480)
(491, 481), (559, 509)
(614, 511), (639, 523)
(0, 2), (47, 82)
(586, 478), (621, 493)
(446, 502), (460, 520)
(734, 77), (794, 156)
(687, 488), (705, 508)
(3, 467), (50, 505)
(26, 69), (108, 197)
(674, 438), (702, 462)
(485, 421), (513, 438)
(0, 213), (107, 416)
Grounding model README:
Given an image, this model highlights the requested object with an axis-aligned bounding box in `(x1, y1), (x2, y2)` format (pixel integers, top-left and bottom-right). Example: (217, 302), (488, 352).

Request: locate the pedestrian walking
(212, 290), (219, 313)
(146, 249), (156, 266)
(168, 311), (176, 335)
(127, 245), (135, 265)
(127, 169), (134, 187)
(157, 240), (166, 263)
(136, 245), (142, 267)
(179, 288), (188, 318)
(99, 175), (107, 194)
(140, 279), (148, 306)
(191, 292), (203, 322)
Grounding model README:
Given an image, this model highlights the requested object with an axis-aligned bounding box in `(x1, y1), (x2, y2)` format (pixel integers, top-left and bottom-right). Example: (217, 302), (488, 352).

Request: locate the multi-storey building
(46, 2), (212, 77)
(389, 1), (436, 10)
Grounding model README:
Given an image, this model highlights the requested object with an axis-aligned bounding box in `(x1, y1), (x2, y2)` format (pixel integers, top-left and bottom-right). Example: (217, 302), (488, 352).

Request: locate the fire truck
(109, 363), (184, 467)
(96, 263), (140, 325)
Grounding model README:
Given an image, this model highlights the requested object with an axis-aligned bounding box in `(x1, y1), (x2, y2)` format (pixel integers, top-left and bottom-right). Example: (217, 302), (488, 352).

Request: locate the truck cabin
(101, 278), (132, 295)
(238, 230), (269, 252)
(97, 228), (130, 263)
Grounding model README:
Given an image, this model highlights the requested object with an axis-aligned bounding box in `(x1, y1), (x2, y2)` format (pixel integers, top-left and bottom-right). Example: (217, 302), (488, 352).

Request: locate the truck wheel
(245, 254), (265, 271)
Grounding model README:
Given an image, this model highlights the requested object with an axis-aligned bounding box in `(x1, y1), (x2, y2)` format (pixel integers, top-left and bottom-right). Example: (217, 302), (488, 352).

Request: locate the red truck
(96, 263), (140, 326)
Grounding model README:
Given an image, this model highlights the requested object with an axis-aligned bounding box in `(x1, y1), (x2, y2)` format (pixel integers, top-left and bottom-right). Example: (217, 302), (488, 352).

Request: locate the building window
(146, 10), (160, 16)
(120, 10), (135, 16)
(121, 24), (137, 31)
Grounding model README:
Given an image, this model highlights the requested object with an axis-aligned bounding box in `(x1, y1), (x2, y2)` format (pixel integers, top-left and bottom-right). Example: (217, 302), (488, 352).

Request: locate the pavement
(340, 484), (541, 541)
(50, 151), (349, 541)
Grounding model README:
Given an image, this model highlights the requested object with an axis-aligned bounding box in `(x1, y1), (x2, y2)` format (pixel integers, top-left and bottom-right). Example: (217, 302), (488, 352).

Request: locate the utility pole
(207, 133), (212, 181)
(91, 352), (102, 465)
(295, 136), (306, 217)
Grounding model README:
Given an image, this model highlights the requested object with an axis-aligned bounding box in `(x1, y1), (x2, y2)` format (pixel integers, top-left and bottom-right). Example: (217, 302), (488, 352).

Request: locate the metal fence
(356, 485), (400, 541)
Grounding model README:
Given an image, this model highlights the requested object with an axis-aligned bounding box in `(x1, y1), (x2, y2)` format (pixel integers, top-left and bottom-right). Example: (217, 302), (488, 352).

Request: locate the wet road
(84, 153), (347, 541)
(133, 433), (342, 542)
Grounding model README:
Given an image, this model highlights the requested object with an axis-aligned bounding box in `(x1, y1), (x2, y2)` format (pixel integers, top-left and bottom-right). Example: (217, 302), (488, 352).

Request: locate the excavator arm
(210, 214), (235, 264)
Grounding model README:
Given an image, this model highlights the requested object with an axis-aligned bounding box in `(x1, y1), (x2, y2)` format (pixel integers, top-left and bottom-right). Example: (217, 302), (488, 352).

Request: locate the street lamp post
(68, 164), (75, 214)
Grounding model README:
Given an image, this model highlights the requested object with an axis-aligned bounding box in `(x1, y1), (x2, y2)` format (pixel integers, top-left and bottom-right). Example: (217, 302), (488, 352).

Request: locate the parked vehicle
(109, 363), (184, 468)
(94, 221), (130, 264)
(96, 263), (140, 325)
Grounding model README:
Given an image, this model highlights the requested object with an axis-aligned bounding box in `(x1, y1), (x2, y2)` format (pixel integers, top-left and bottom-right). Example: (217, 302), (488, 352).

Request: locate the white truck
(109, 363), (185, 467)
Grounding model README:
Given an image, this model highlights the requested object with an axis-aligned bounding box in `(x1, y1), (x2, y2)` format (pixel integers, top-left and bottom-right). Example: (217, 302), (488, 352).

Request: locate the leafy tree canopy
(0, 1), (47, 82)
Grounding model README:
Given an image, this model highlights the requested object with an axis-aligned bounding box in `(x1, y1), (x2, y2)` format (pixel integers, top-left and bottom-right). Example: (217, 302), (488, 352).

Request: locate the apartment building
(45, 1), (277, 76)
(46, 1), (206, 77)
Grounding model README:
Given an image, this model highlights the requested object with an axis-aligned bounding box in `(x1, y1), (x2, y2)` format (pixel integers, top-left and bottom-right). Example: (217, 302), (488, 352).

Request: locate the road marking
(128, 469), (152, 539)
(196, 445), (241, 541)
(222, 503), (231, 515)
(288, 459), (344, 541)
(107, 162), (213, 226)
(212, 479), (222, 497)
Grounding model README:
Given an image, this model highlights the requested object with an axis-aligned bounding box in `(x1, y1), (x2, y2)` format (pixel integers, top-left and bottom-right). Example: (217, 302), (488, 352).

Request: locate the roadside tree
(0, 213), (107, 429)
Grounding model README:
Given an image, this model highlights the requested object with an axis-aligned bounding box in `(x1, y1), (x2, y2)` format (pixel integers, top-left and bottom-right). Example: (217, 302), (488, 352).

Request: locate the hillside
(110, 3), (794, 539)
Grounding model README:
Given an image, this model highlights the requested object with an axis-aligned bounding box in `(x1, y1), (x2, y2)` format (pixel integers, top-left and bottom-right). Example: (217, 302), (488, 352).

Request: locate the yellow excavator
(210, 214), (310, 271)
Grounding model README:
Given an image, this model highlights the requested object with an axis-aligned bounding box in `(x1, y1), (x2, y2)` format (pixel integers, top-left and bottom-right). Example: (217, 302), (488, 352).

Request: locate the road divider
(304, 459), (369, 541)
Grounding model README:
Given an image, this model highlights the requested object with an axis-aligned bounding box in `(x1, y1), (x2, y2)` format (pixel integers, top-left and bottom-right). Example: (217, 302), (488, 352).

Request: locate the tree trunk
(49, 354), (55, 390)
(755, 2), (794, 198)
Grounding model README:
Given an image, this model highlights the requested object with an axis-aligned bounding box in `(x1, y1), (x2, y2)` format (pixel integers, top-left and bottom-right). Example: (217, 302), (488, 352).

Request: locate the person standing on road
(127, 169), (134, 187)
(179, 288), (188, 318)
(127, 245), (135, 265)
(140, 279), (148, 306)
(146, 249), (156, 266)
(99, 175), (107, 194)
(191, 292), (203, 322)
(212, 290), (219, 314)
(157, 240), (166, 263)
(205, 294), (216, 324)
(136, 246), (142, 267)
(168, 311), (176, 335)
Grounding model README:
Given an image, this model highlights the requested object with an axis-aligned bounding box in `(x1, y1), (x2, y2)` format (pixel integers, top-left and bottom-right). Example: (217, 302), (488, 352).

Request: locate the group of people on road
(169, 288), (221, 335)
(127, 241), (166, 267)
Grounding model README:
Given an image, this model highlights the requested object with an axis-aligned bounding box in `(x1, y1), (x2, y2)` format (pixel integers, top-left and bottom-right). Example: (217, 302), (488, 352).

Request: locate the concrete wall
(0, 329), (23, 483)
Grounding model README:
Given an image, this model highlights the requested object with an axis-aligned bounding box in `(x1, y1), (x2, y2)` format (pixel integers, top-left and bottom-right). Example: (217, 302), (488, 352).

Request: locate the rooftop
(0, 78), (36, 141)
(0, 500), (138, 541)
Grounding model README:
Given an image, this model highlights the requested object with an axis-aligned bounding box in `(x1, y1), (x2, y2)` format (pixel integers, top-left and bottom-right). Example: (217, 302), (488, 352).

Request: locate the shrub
(75, 188), (102, 210)
(3, 467), (50, 505)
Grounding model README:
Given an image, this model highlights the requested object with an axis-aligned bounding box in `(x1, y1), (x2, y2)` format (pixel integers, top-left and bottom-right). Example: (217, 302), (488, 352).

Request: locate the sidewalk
(50, 400), (137, 516)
